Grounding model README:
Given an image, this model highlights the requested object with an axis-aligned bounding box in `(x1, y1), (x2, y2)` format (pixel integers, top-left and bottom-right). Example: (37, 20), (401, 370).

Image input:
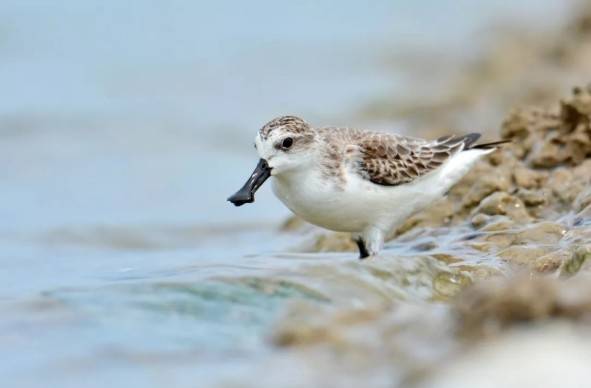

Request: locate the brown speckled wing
(356, 132), (480, 186)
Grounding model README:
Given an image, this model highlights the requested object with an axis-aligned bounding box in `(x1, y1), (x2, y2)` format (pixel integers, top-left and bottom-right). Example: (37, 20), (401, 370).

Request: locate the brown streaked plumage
(260, 115), (312, 139)
(355, 131), (481, 186)
(314, 127), (484, 187)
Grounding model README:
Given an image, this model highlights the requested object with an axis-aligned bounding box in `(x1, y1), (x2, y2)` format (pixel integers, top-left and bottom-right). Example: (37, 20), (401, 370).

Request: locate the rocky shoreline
(262, 6), (591, 387)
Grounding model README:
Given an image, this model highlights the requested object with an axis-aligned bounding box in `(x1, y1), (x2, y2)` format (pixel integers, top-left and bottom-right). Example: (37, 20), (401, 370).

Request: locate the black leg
(355, 238), (370, 260)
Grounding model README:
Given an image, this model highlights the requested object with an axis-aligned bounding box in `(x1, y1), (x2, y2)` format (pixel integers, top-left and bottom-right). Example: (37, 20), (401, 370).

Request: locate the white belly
(271, 150), (488, 234)
(271, 169), (436, 233)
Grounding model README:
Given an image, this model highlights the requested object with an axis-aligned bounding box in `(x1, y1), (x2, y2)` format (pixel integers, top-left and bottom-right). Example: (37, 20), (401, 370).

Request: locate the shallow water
(0, 219), (512, 387)
(0, 1), (577, 387)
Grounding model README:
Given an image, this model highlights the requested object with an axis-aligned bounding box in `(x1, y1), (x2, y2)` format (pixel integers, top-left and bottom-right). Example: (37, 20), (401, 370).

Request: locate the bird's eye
(282, 137), (294, 149)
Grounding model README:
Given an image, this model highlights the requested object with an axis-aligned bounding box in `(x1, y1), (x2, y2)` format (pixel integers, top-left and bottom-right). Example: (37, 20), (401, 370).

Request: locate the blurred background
(1, 1), (589, 388)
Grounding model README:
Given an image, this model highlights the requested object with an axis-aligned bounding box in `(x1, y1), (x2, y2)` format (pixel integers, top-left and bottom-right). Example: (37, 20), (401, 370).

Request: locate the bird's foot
(354, 227), (384, 260)
(355, 238), (370, 260)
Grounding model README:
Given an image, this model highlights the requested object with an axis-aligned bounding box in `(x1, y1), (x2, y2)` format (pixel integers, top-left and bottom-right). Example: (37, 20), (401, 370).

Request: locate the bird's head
(227, 115), (316, 206)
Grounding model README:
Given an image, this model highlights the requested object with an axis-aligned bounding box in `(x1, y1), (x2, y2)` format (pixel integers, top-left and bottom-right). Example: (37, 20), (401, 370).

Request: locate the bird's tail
(447, 133), (511, 150)
(469, 139), (512, 150)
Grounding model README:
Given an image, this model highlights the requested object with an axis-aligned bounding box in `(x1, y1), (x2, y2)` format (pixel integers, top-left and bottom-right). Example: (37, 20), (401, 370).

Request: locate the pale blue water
(0, 1), (573, 387)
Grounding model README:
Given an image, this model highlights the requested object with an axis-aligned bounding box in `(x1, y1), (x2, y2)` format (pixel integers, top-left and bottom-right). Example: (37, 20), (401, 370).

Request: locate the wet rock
(566, 83), (591, 117)
(533, 250), (566, 274)
(547, 167), (586, 205)
(433, 272), (472, 300)
(473, 192), (530, 222)
(314, 232), (356, 253)
(454, 275), (591, 339)
(478, 216), (515, 232)
(528, 133), (581, 168)
(513, 221), (566, 245)
(394, 198), (454, 237)
(501, 106), (563, 160)
(560, 247), (591, 278)
(271, 302), (380, 347)
(574, 185), (591, 213)
(512, 166), (546, 189)
(500, 83), (591, 170)
(497, 246), (552, 267)
(470, 213), (490, 228)
(457, 163), (512, 210)
(514, 188), (547, 207)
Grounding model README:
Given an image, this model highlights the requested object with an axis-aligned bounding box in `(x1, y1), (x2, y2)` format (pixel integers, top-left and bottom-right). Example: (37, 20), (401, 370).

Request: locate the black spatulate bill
(227, 159), (272, 206)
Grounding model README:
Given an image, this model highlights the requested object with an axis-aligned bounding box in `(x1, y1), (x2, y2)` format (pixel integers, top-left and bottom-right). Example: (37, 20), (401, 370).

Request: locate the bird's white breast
(272, 167), (365, 232)
(271, 149), (490, 234)
(271, 165), (428, 233)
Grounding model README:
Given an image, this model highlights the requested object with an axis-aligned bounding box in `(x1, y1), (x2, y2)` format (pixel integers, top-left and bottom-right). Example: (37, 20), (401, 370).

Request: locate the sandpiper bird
(228, 116), (507, 259)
